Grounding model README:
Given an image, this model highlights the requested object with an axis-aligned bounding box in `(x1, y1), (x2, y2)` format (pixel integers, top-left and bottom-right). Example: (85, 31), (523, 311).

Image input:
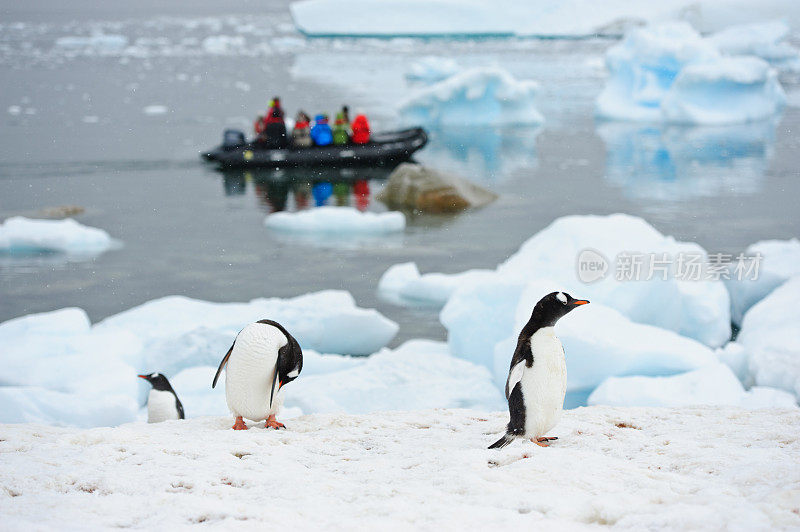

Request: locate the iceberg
(398, 67), (544, 127)
(378, 262), (496, 307)
(588, 363), (798, 408)
(596, 23), (786, 124)
(708, 20), (800, 71)
(0, 216), (115, 256)
(265, 206), (405, 234)
(406, 56), (460, 84)
(725, 239), (800, 326)
(736, 276), (800, 399)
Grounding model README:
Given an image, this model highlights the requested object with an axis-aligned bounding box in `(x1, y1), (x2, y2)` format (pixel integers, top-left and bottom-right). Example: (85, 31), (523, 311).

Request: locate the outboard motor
(222, 129), (246, 150)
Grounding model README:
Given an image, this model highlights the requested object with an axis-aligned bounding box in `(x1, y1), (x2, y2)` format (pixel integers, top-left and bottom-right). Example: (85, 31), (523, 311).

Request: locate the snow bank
(588, 363), (798, 408)
(2, 407), (799, 529)
(398, 67), (544, 127)
(264, 206), (405, 234)
(736, 276), (800, 399)
(725, 238), (800, 326)
(708, 20), (800, 71)
(484, 281), (718, 392)
(596, 23), (786, 124)
(406, 56), (460, 84)
(290, 0), (699, 38)
(0, 216), (115, 256)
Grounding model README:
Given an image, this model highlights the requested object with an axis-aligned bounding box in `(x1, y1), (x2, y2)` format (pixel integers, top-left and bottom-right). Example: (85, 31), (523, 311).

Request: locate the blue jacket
(311, 115), (333, 146)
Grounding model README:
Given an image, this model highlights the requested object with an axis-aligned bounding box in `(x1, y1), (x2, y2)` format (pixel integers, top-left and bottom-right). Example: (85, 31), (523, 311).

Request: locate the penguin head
(533, 291), (589, 326)
(138, 372), (173, 392)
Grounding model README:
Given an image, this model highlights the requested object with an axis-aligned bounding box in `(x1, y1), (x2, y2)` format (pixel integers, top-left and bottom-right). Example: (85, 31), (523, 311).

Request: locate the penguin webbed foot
(264, 415), (285, 430)
(532, 436), (558, 447)
(232, 416), (248, 430)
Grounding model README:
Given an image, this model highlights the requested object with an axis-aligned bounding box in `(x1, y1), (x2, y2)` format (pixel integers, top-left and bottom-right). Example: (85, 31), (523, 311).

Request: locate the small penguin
(212, 319), (303, 430)
(489, 291), (589, 449)
(138, 372), (185, 423)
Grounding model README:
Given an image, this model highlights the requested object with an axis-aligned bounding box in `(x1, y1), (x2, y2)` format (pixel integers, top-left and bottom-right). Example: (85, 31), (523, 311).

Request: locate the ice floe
(0, 216), (115, 256)
(588, 363), (797, 408)
(708, 20), (800, 71)
(378, 262), (496, 306)
(265, 206), (405, 234)
(596, 23), (786, 124)
(725, 238), (800, 326)
(55, 33), (128, 51)
(142, 105), (169, 115)
(398, 67), (544, 127)
(405, 56), (460, 84)
(736, 276), (800, 399)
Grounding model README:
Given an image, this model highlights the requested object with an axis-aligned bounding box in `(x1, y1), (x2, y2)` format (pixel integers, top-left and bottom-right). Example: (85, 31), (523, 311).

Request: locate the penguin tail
(488, 433), (515, 450)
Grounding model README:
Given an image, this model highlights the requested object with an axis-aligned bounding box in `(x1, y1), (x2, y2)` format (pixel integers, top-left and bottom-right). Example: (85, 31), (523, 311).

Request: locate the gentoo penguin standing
(489, 291), (589, 449)
(212, 319), (303, 430)
(138, 373), (185, 423)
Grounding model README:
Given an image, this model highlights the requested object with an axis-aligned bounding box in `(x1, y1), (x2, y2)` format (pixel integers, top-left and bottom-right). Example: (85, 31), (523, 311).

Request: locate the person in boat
(341, 105), (350, 124)
(351, 114), (371, 144)
(332, 112), (350, 146)
(254, 115), (265, 138)
(263, 99), (288, 149)
(292, 111), (312, 148)
(310, 114), (333, 147)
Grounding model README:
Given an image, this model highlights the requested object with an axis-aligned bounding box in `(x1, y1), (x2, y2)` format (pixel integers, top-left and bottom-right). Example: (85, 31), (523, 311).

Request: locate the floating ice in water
(597, 120), (776, 201)
(7, 105), (21, 115)
(142, 105), (169, 115)
(291, 0), (703, 38)
(708, 20), (800, 71)
(596, 23), (786, 124)
(661, 57), (786, 125)
(405, 56), (460, 84)
(55, 33), (128, 51)
(201, 35), (246, 54)
(288, 340), (505, 414)
(265, 206), (405, 234)
(588, 363), (797, 409)
(378, 262), (495, 306)
(0, 216), (115, 256)
(725, 239), (800, 326)
(736, 276), (800, 399)
(398, 67), (544, 127)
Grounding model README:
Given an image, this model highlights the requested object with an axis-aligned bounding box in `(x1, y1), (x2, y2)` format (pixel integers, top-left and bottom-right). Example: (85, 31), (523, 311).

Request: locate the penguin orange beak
(137, 374), (148, 380)
(573, 300), (589, 305)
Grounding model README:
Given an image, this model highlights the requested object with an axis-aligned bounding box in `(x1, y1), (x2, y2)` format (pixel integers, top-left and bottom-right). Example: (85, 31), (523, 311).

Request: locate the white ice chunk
(0, 216), (115, 255)
(725, 238), (800, 326)
(201, 35), (246, 54)
(398, 67), (544, 127)
(287, 340), (505, 413)
(597, 23), (786, 124)
(736, 276), (800, 399)
(265, 206), (405, 234)
(488, 281), (717, 393)
(142, 105), (169, 115)
(0, 386), (139, 427)
(405, 56), (460, 84)
(588, 363), (797, 409)
(55, 33), (128, 51)
(708, 20), (800, 71)
(378, 261), (496, 306)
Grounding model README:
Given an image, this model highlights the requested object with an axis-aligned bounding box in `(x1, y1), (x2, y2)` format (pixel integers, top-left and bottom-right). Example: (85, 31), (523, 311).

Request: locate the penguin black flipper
(489, 382), (527, 449)
(505, 333), (534, 399)
(212, 341), (235, 389)
(175, 396), (185, 420)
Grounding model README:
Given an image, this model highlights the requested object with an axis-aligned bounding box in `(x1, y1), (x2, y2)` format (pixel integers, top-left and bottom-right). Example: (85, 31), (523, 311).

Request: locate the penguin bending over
(212, 319), (303, 430)
(138, 373), (185, 423)
(489, 292), (589, 449)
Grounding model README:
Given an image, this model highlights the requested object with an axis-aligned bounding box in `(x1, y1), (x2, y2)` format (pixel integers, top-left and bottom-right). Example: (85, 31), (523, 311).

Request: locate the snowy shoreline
(1, 406), (798, 529)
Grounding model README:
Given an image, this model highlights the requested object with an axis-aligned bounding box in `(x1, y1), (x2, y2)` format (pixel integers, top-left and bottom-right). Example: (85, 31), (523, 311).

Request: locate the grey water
(1, 0), (799, 352)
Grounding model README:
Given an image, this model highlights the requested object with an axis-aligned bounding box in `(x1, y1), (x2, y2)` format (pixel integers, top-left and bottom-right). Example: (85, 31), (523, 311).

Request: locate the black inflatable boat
(202, 127), (427, 168)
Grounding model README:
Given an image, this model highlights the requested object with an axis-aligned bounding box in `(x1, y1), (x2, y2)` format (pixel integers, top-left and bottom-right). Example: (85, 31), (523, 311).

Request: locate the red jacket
(254, 117), (265, 135)
(351, 114), (370, 144)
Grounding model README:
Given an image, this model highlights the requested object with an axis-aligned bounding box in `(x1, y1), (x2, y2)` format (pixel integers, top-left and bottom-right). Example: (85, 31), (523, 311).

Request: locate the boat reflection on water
(597, 119), (778, 201)
(218, 165), (394, 213)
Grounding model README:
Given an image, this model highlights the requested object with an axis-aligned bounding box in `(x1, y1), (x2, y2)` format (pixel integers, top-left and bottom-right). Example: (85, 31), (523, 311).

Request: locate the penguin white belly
(147, 390), (180, 423)
(225, 323), (287, 421)
(520, 327), (567, 438)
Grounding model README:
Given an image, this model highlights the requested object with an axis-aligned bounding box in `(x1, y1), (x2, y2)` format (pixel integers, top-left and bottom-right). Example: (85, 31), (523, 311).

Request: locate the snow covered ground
(2, 407), (799, 529)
